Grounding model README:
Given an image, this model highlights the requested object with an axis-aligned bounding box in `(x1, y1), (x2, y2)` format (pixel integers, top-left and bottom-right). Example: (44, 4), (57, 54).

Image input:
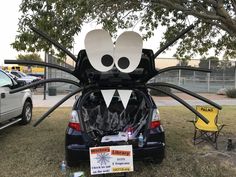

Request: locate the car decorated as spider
(5, 24), (222, 167)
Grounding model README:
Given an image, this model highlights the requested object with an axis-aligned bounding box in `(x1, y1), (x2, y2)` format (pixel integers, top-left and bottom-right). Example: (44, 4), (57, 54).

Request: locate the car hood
(24, 76), (38, 79)
(20, 76), (38, 81)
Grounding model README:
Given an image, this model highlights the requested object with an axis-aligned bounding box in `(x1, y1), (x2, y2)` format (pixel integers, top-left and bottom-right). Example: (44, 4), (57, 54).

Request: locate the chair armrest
(217, 123), (226, 131)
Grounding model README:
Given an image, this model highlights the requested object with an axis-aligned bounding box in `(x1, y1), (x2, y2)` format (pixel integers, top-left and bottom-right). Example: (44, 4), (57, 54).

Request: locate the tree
(12, 0), (236, 58)
(17, 53), (42, 62)
(174, 54), (191, 66)
(198, 56), (220, 70)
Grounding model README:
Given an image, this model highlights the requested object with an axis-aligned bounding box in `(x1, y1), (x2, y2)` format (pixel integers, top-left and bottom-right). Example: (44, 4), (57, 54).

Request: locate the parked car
(65, 49), (165, 166)
(9, 70), (40, 84)
(0, 69), (33, 129)
(28, 73), (44, 80)
(5, 71), (28, 85)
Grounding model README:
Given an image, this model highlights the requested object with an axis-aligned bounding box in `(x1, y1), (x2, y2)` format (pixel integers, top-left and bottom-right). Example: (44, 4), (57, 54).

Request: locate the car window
(11, 71), (21, 78)
(19, 72), (27, 77)
(0, 71), (13, 87)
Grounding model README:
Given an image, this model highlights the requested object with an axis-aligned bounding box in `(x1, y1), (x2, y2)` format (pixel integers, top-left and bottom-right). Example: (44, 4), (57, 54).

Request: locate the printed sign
(89, 145), (133, 175)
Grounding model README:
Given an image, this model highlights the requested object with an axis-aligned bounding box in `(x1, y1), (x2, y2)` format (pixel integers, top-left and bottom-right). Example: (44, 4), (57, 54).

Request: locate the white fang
(118, 90), (132, 109)
(101, 90), (116, 108)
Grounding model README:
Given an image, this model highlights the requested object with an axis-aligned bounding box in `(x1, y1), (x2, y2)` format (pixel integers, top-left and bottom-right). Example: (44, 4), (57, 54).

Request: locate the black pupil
(118, 57), (130, 69)
(101, 54), (113, 67)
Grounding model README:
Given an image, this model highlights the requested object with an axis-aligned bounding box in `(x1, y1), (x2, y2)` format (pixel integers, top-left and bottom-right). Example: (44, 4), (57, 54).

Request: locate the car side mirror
(16, 80), (27, 87)
(10, 80), (26, 89)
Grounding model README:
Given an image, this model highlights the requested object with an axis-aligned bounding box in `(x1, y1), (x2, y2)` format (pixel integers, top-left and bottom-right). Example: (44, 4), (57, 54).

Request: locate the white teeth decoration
(101, 90), (116, 108)
(118, 90), (132, 109)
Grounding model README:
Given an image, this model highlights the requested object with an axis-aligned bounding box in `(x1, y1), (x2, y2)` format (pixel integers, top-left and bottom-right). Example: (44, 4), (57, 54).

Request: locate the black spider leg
(147, 85), (209, 124)
(4, 60), (74, 76)
(9, 78), (80, 94)
(158, 66), (211, 74)
(153, 24), (195, 59)
(30, 26), (77, 62)
(147, 82), (222, 110)
(34, 87), (84, 127)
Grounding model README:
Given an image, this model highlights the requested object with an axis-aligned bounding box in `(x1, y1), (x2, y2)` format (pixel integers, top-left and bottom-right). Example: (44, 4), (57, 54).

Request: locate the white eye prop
(85, 29), (114, 72)
(114, 31), (143, 73)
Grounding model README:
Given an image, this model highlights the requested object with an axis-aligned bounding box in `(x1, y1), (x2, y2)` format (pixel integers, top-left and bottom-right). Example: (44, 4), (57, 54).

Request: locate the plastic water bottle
(138, 133), (144, 147)
(60, 161), (67, 174)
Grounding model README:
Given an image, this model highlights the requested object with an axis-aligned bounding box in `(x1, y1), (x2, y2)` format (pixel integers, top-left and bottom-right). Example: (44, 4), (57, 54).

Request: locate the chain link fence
(150, 60), (236, 93)
(46, 53), (78, 93)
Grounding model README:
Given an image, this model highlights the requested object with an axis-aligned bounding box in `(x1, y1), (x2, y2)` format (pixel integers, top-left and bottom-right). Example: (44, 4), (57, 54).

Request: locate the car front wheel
(20, 101), (32, 125)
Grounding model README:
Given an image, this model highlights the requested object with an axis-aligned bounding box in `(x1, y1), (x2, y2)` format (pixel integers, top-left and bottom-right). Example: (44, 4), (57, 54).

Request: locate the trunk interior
(80, 90), (150, 144)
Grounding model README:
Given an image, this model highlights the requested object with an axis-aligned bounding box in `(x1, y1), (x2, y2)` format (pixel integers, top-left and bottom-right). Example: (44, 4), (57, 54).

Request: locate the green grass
(0, 106), (236, 177)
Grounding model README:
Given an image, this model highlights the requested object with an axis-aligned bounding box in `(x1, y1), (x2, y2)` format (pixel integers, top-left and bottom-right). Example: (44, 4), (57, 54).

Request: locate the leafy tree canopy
(199, 56), (220, 69)
(17, 53), (42, 62)
(12, 0), (236, 58)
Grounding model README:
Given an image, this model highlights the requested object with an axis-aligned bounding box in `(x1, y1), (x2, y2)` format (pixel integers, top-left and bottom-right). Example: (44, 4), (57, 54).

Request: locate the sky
(0, 1), (176, 66)
(0, 0), (22, 66)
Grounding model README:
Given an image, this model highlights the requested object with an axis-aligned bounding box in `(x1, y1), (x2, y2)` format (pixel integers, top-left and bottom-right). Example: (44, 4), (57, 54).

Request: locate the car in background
(9, 70), (40, 84)
(28, 73), (44, 80)
(0, 69), (33, 130)
(5, 71), (27, 85)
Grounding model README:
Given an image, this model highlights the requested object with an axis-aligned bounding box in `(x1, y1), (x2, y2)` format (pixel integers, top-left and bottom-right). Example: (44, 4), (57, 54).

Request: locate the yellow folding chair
(192, 105), (225, 149)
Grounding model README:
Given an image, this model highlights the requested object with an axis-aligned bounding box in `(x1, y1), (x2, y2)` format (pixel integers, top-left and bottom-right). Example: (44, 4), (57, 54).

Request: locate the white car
(10, 70), (40, 84)
(0, 70), (33, 129)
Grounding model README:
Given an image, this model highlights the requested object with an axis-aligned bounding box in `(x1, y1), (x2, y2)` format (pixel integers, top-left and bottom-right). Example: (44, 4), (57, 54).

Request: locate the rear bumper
(65, 132), (165, 166)
(133, 142), (165, 160)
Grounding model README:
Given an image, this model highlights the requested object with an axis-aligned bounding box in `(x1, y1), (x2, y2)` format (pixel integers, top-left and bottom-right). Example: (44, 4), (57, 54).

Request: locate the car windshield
(6, 72), (19, 79)
(18, 71), (27, 77)
(12, 71), (27, 77)
(0, 70), (13, 87)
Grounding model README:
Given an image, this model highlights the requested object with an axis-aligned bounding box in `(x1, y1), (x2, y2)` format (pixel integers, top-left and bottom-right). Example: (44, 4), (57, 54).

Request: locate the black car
(5, 27), (221, 169)
(65, 49), (165, 166)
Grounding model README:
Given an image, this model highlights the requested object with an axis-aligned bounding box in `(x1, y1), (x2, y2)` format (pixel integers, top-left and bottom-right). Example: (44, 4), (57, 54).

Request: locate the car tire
(20, 101), (32, 125)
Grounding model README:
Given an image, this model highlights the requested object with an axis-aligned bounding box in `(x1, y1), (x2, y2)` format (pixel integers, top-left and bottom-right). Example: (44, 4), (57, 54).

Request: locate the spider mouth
(101, 89), (132, 108)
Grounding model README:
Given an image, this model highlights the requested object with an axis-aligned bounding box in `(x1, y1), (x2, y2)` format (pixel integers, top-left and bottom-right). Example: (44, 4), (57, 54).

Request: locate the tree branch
(231, 0), (236, 12)
(152, 0), (222, 20)
(150, 0), (236, 35)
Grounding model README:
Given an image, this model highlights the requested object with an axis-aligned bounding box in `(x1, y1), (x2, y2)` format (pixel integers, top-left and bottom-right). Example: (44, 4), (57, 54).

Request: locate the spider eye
(101, 54), (114, 67)
(118, 57), (130, 69)
(114, 31), (142, 73)
(85, 29), (114, 72)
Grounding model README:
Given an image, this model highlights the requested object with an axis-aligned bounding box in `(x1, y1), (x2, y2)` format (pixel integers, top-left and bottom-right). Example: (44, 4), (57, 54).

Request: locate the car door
(0, 71), (22, 122)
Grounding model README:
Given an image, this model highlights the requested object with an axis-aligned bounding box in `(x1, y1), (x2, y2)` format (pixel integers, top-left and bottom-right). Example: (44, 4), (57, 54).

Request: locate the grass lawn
(0, 106), (236, 177)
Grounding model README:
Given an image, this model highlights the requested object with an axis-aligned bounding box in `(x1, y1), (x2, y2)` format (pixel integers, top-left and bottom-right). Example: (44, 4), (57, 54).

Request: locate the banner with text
(89, 145), (133, 175)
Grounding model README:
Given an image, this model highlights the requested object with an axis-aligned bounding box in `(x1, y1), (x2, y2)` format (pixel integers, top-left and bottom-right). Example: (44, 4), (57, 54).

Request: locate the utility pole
(207, 60), (211, 92)
(235, 61), (236, 89)
(178, 61), (181, 86)
(43, 52), (47, 100)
